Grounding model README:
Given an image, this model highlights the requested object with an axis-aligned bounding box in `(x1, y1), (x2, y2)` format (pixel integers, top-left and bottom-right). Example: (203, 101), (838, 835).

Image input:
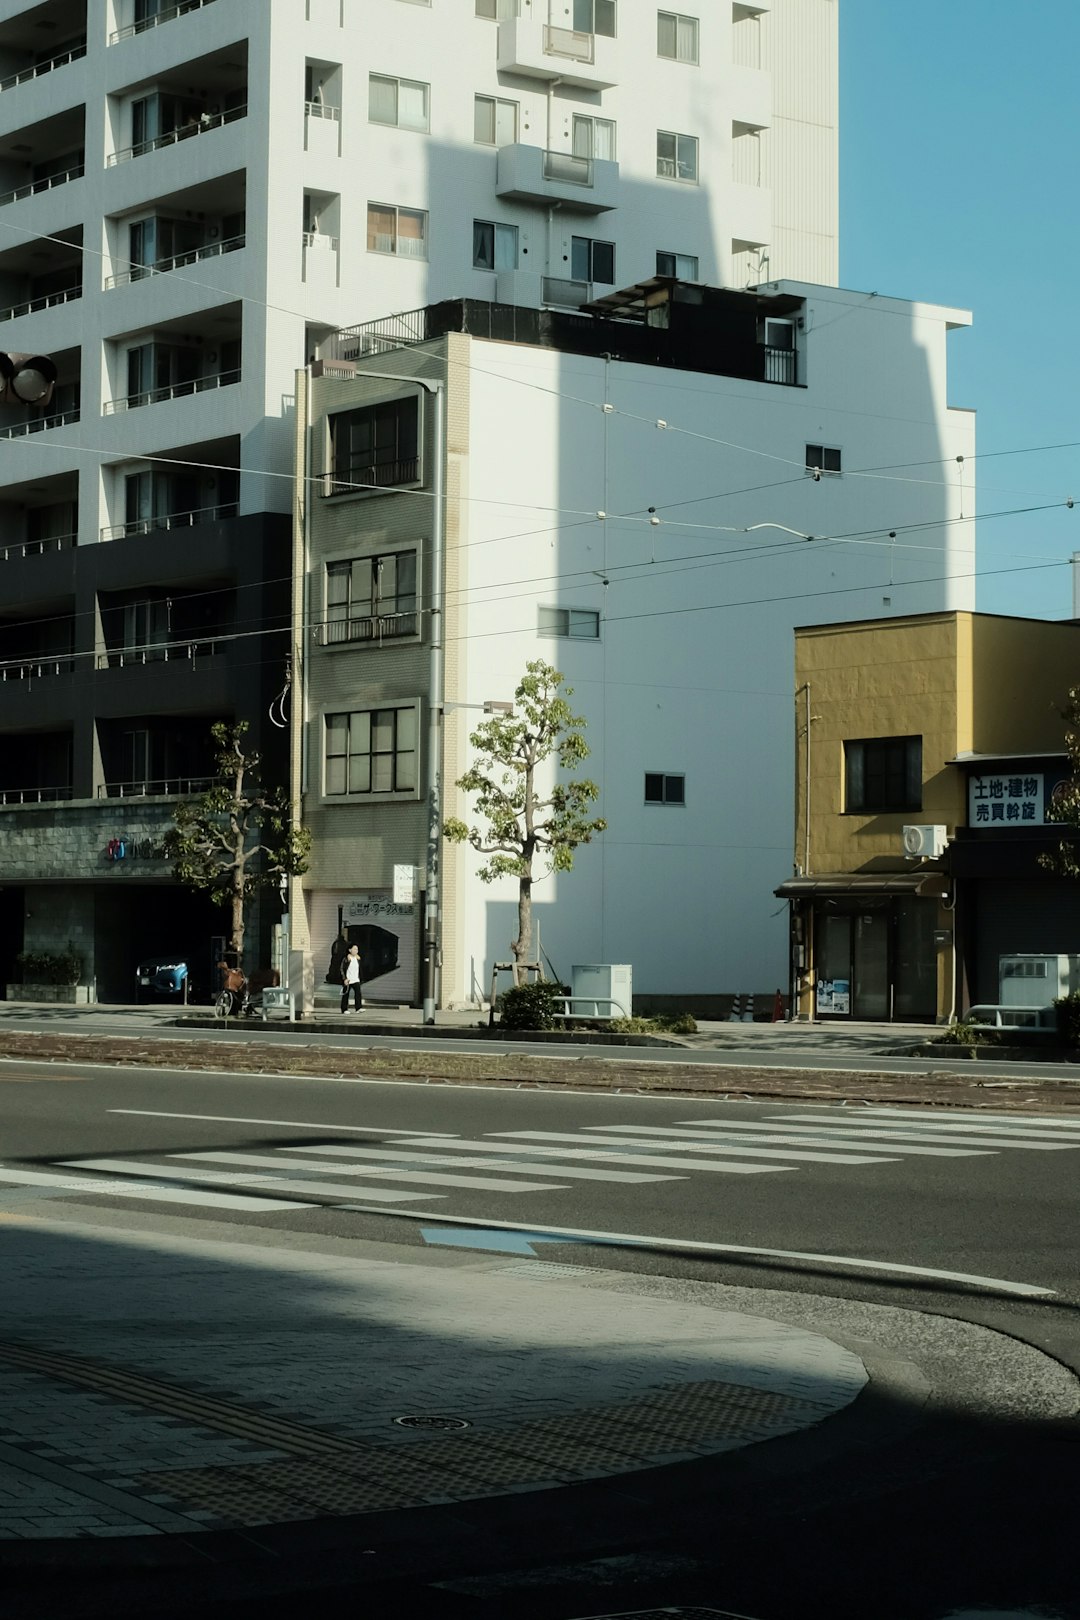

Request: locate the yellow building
(777, 612), (1080, 1022)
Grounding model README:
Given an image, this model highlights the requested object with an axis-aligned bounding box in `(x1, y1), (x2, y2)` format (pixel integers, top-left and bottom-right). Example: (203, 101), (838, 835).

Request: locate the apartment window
(325, 551), (418, 642)
(474, 93), (518, 146)
(656, 250), (699, 278)
(572, 115), (616, 161)
(473, 220), (519, 271)
(539, 607), (600, 639)
(367, 203), (428, 258)
(327, 397), (420, 495)
(645, 773), (685, 805)
(571, 235), (615, 284)
(657, 130), (698, 182)
(368, 74), (429, 132)
(844, 737), (922, 814)
(325, 707), (418, 796)
(806, 443), (842, 475)
(475, 0), (518, 16)
(574, 0), (616, 36)
(658, 11), (699, 62)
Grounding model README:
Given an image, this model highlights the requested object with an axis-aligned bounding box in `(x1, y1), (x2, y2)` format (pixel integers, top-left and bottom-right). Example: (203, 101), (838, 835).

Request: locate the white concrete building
(294, 279), (975, 1013)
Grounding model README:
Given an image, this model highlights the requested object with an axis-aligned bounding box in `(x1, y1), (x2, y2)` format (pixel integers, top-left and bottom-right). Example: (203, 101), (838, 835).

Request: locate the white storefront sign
(393, 864), (417, 904)
(310, 891), (418, 1002)
(968, 773), (1044, 827)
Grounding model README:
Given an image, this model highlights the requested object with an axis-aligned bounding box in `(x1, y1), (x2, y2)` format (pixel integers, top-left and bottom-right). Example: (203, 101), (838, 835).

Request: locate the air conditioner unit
(309, 358), (357, 380)
(902, 824), (947, 859)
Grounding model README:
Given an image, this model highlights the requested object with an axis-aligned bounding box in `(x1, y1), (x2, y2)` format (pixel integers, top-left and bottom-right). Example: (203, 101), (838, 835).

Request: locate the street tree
(443, 660), (606, 978)
(1041, 686), (1080, 878)
(163, 722), (312, 963)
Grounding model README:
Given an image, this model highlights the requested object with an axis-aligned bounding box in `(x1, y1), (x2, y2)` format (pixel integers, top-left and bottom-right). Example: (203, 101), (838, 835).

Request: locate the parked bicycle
(214, 962), (279, 1018)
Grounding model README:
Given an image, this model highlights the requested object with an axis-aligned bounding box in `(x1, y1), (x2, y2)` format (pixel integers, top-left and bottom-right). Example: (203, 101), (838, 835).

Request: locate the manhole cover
(394, 1414), (471, 1431)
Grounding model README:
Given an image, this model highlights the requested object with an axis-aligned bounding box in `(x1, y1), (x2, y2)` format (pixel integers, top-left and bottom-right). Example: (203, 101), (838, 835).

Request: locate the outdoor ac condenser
(902, 824), (948, 858)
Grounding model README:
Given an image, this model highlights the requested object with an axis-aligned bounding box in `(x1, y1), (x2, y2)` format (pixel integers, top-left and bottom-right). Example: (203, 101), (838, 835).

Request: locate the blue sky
(841, 0), (1080, 621)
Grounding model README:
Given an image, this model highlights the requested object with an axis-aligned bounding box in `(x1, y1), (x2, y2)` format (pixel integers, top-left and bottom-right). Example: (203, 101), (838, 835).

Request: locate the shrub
(610, 1012), (698, 1035)
(934, 1019), (986, 1049)
(14, 949), (83, 986)
(1055, 992), (1080, 1047)
(498, 980), (568, 1031)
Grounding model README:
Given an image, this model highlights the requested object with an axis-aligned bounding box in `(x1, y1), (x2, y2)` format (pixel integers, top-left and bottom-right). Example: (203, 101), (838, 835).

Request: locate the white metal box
(998, 954), (1080, 1008)
(570, 963), (632, 1019)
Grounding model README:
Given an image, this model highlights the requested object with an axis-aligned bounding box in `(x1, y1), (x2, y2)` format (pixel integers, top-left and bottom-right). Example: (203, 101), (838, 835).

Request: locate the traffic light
(0, 352), (56, 407)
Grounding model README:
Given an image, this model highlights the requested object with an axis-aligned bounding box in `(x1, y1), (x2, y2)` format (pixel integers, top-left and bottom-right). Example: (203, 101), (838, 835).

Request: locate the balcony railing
(0, 407), (80, 440)
(320, 458), (420, 497)
(302, 230), (339, 251)
(107, 103), (246, 167)
(0, 284), (81, 323)
(542, 149), (593, 186)
(333, 309), (428, 361)
(95, 637), (223, 668)
(0, 42), (87, 93)
(542, 275), (591, 309)
(0, 162), (84, 208)
(103, 369), (240, 414)
(0, 784), (73, 805)
(1, 532), (76, 562)
(764, 345), (797, 385)
(110, 0), (217, 45)
(544, 25), (595, 63)
(316, 612), (419, 645)
(0, 658), (75, 682)
(304, 100), (340, 121)
(105, 234), (244, 290)
(98, 774), (217, 799)
(101, 502), (238, 541)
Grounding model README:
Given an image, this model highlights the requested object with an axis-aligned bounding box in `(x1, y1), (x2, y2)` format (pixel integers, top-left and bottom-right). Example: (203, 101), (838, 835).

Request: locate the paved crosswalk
(2, 1104), (1080, 1220)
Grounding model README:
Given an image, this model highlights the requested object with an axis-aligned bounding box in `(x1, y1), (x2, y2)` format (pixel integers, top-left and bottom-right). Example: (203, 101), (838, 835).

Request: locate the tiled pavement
(0, 1212), (867, 1544)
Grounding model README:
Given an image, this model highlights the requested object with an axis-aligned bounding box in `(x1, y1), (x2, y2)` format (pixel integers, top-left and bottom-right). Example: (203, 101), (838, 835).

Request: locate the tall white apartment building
(0, 0), (849, 1001)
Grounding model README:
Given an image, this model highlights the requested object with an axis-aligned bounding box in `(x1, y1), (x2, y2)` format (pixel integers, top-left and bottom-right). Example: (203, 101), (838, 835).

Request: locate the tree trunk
(231, 876), (245, 963)
(512, 873), (532, 985)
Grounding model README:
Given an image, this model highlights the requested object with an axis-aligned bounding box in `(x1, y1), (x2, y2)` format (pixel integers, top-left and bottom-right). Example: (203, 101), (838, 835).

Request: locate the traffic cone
(728, 994), (743, 1022)
(772, 989), (785, 1023)
(741, 994), (753, 1022)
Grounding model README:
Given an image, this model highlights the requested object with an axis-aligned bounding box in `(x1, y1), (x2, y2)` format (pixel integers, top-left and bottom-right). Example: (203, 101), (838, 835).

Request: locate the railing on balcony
(0, 284), (81, 323)
(302, 230), (339, 251)
(0, 162), (84, 208)
(98, 774), (218, 799)
(105, 234), (245, 290)
(304, 100), (340, 121)
(1, 532), (76, 562)
(320, 458), (420, 497)
(107, 103), (246, 167)
(0, 784), (74, 805)
(316, 612), (419, 645)
(544, 25), (595, 63)
(542, 149), (593, 186)
(110, 0), (217, 46)
(542, 275), (591, 309)
(100, 502), (238, 541)
(332, 309), (428, 361)
(95, 637), (223, 668)
(0, 658), (75, 683)
(764, 345), (797, 385)
(0, 407), (80, 440)
(103, 370), (240, 415)
(0, 42), (87, 93)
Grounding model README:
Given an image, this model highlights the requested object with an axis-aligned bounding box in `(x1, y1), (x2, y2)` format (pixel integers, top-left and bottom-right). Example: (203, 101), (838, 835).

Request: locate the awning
(774, 872), (951, 899)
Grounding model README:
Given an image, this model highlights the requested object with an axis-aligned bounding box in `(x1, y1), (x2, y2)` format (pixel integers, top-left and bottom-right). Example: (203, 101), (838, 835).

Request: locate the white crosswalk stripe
(58, 1157), (437, 1204)
(272, 1143), (678, 1185)
(384, 1135), (785, 1174)
(592, 1124), (994, 1158)
(169, 1150), (570, 1195)
(763, 1114), (1080, 1149)
(487, 1129), (897, 1168)
(0, 1164), (314, 1213)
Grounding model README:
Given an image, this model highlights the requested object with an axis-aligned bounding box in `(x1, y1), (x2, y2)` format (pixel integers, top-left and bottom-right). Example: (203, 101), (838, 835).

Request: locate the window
(325, 551), (418, 642)
(367, 203), (427, 258)
(539, 607), (600, 639)
(572, 114), (616, 161)
(368, 74), (429, 132)
(657, 130), (698, 181)
(656, 250), (699, 278)
(806, 443), (842, 475)
(645, 773), (685, 805)
(571, 235), (615, 284)
(325, 707), (418, 796)
(473, 220), (519, 271)
(327, 397), (420, 495)
(844, 737), (922, 814)
(658, 10), (699, 62)
(474, 93), (518, 146)
(574, 0), (616, 36)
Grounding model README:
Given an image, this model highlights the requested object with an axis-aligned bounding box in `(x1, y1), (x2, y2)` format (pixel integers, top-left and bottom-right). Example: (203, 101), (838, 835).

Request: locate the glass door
(853, 911), (890, 1020)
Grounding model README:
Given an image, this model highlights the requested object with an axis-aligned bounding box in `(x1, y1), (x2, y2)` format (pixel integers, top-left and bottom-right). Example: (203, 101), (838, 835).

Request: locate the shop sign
(104, 836), (168, 862)
(342, 893), (415, 921)
(968, 773), (1043, 827)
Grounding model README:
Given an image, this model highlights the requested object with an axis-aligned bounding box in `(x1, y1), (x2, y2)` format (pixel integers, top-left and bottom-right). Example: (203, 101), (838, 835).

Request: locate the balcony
(319, 457), (420, 499)
(0, 282), (80, 322)
(316, 612), (419, 646)
(542, 275), (592, 310)
(0, 156), (83, 209)
(108, 102), (247, 167)
(110, 0), (218, 46)
(0, 530), (76, 563)
(0, 403), (79, 441)
(497, 15), (617, 90)
(104, 368), (240, 415)
(106, 231), (244, 290)
(98, 774), (218, 799)
(101, 500), (239, 541)
(0, 784), (73, 806)
(0, 40), (87, 95)
(0, 657), (75, 684)
(95, 635), (223, 670)
(496, 143), (618, 213)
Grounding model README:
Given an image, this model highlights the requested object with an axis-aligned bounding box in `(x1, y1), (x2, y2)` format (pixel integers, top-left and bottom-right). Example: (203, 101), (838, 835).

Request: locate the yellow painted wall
(970, 616), (1080, 754)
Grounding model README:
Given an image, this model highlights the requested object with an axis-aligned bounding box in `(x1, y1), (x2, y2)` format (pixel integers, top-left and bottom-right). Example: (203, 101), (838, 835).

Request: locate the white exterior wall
(442, 287), (974, 1001)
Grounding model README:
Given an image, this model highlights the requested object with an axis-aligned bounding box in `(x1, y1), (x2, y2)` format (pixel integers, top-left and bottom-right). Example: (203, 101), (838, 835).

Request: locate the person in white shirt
(340, 944), (363, 1014)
